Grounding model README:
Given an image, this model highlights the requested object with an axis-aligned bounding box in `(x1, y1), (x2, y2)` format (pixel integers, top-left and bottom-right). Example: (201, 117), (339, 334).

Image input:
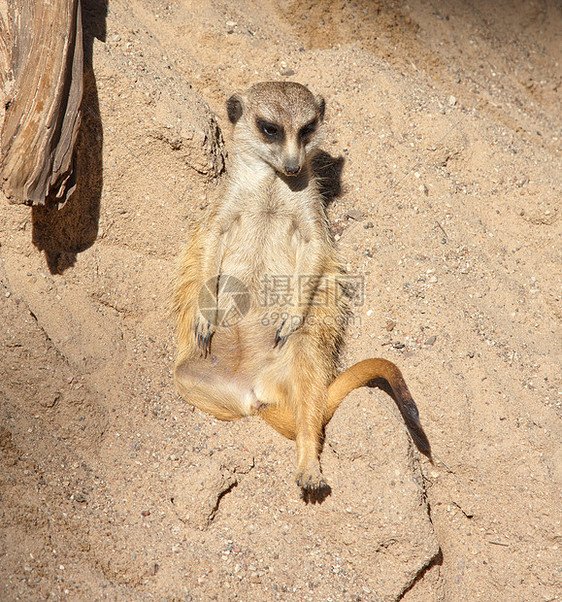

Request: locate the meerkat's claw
(296, 469), (328, 491)
(273, 327), (289, 349)
(274, 317), (301, 348)
(195, 319), (214, 357)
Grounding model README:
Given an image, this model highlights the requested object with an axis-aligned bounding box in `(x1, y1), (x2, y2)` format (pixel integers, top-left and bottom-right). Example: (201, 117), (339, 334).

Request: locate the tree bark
(1, 0), (83, 206)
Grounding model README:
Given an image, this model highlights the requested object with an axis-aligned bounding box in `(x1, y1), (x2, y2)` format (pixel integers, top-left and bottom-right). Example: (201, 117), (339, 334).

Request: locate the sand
(1, 1), (561, 600)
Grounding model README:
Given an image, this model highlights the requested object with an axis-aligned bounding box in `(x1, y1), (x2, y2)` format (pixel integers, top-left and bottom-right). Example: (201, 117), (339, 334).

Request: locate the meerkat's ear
(316, 95), (326, 121)
(227, 93), (245, 124)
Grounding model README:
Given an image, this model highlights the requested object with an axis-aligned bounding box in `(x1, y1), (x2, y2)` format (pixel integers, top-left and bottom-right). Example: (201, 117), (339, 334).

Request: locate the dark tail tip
(368, 376), (432, 459)
(407, 422), (432, 459)
(396, 391), (432, 459)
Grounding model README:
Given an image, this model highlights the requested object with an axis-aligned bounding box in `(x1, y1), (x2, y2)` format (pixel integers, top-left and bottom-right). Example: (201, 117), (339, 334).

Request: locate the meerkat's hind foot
(295, 463), (328, 491)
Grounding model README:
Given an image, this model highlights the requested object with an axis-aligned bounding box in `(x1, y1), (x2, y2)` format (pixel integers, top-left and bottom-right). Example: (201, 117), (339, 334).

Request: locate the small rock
(280, 69), (295, 77)
(363, 221), (374, 229)
(147, 563), (159, 576)
(141, 510), (151, 517)
(332, 222), (345, 237)
(448, 95), (457, 106)
(41, 392), (60, 408)
(346, 209), (366, 221)
(385, 319), (396, 332)
(393, 342), (405, 350)
(424, 335), (437, 346)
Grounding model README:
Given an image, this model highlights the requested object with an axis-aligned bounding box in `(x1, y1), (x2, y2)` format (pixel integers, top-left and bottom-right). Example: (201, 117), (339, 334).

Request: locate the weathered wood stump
(0, 0), (83, 206)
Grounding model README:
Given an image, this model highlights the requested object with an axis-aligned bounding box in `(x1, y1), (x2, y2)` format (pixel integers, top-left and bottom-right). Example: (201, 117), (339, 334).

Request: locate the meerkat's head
(226, 81), (325, 177)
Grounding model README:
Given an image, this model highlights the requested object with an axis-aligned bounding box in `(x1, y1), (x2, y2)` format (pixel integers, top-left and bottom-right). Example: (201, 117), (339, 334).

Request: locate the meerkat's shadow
(311, 150), (345, 209)
(301, 481), (332, 505)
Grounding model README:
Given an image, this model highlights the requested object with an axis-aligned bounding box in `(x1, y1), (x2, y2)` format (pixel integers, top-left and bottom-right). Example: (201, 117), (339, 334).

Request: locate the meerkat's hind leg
(294, 402), (328, 491)
(175, 358), (260, 421)
(291, 371), (329, 490)
(254, 363), (328, 490)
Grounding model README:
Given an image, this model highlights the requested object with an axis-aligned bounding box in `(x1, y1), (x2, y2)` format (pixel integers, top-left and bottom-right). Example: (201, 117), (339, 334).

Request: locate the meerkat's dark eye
(299, 120), (317, 141)
(257, 119), (282, 141)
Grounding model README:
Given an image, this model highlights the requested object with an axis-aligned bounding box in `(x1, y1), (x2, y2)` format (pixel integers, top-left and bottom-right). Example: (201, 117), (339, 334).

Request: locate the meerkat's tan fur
(173, 82), (429, 490)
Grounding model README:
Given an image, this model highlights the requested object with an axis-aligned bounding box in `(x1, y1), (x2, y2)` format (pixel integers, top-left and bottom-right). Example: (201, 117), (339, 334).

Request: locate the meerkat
(173, 82), (430, 491)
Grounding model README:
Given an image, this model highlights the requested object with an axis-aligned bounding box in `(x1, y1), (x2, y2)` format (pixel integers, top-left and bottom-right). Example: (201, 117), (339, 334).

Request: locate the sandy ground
(1, 0), (561, 600)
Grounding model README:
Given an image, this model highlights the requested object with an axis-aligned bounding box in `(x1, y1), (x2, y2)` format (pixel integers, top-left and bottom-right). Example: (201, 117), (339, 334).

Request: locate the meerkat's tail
(326, 358), (431, 457)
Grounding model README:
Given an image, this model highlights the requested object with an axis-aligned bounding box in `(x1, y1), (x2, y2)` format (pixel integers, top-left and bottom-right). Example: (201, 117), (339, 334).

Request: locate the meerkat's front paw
(195, 318), (215, 358)
(274, 316), (302, 348)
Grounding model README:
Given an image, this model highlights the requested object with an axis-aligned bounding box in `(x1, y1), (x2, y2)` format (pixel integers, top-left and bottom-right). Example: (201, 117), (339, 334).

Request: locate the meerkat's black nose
(284, 162), (301, 176)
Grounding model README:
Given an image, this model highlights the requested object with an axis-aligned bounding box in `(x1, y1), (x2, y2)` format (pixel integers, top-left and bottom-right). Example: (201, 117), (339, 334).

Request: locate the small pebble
(425, 335), (437, 346)
(148, 563), (159, 576)
(385, 320), (396, 332)
(346, 209), (366, 221)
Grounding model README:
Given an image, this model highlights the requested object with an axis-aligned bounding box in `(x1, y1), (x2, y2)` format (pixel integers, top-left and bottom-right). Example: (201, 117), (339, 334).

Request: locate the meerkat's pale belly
(220, 209), (305, 291)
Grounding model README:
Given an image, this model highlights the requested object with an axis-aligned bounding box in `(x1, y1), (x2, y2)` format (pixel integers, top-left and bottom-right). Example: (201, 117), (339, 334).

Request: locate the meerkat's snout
(283, 158), (301, 176)
(280, 137), (306, 176)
